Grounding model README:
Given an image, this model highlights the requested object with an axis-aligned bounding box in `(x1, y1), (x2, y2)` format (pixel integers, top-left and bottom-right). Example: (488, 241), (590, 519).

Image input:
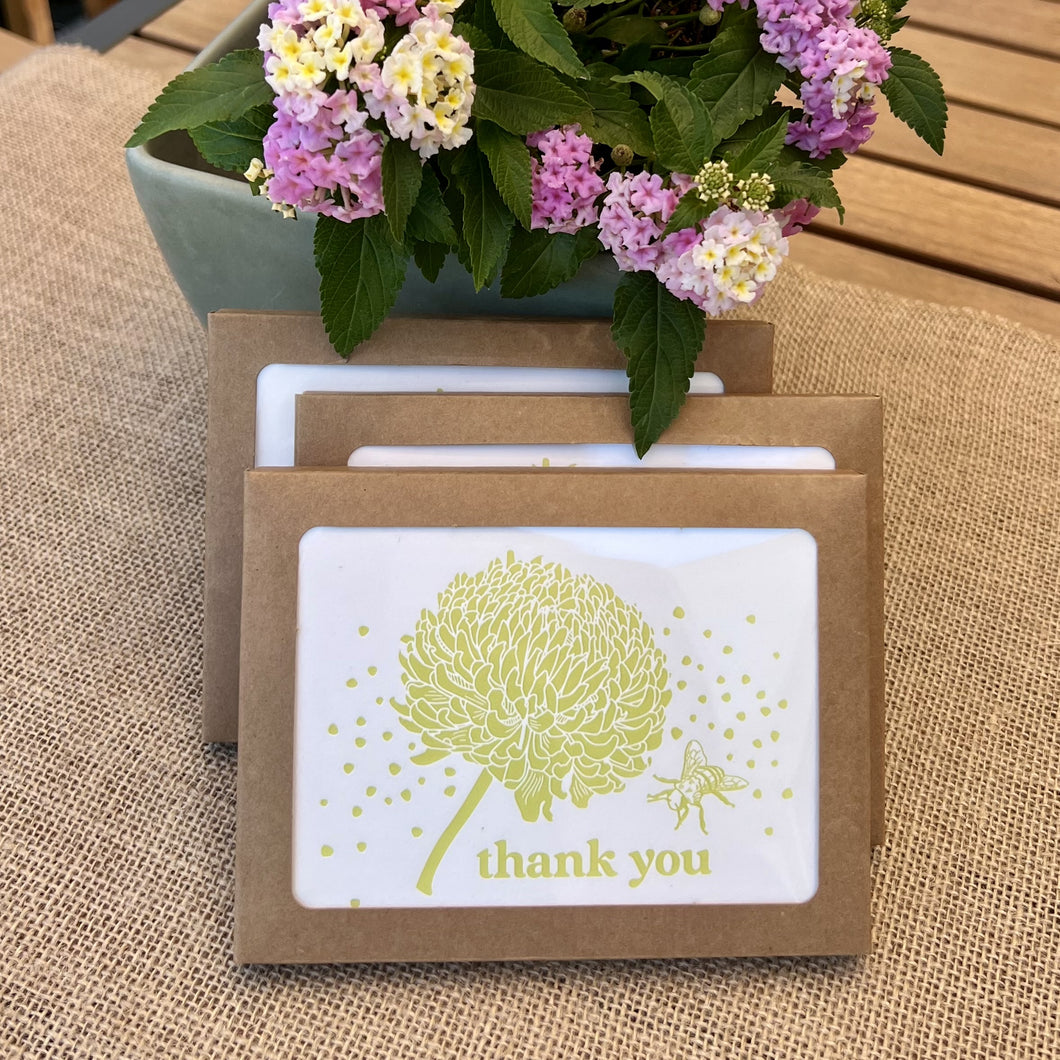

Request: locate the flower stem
(652, 41), (713, 52)
(645, 12), (699, 21)
(416, 768), (493, 896)
(586, 0), (644, 33)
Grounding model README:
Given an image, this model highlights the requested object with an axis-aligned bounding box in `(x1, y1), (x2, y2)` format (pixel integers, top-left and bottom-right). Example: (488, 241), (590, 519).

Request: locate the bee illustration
(648, 740), (749, 835)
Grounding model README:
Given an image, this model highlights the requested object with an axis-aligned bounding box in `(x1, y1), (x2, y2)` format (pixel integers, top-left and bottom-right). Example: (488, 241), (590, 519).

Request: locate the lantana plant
(128, 0), (946, 453)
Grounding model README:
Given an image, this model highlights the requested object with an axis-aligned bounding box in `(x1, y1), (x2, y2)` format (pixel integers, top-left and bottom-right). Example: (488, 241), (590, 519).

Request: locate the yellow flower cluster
(373, 9), (475, 158)
(261, 0), (384, 96)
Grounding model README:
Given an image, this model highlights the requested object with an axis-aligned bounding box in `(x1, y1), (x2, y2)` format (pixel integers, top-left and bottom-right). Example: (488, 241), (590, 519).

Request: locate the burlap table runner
(2, 46), (1057, 1059)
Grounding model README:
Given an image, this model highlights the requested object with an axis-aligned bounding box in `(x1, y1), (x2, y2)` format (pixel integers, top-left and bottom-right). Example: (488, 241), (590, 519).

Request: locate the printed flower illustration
(391, 551), (670, 893)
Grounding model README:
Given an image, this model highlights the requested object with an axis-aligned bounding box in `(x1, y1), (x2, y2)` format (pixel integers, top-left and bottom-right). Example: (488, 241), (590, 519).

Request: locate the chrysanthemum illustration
(391, 551), (671, 894)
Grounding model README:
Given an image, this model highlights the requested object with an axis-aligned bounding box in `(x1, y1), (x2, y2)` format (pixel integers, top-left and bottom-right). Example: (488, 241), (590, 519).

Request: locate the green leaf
(126, 49), (273, 148)
(614, 41), (652, 75)
(689, 11), (785, 141)
(314, 214), (410, 356)
(491, 0), (588, 79)
(453, 145), (516, 289)
(439, 173), (472, 270)
(413, 241), (449, 283)
(726, 113), (789, 177)
(717, 104), (787, 155)
(778, 143), (846, 172)
(468, 0), (507, 45)
(611, 271), (706, 457)
(452, 21), (494, 51)
(476, 120), (533, 230)
(770, 161), (844, 218)
(187, 103), (272, 173)
(644, 57), (696, 79)
(382, 137), (424, 245)
(500, 226), (600, 298)
(661, 190), (716, 237)
(473, 50), (587, 135)
(406, 166), (458, 246)
(616, 71), (716, 173)
(569, 69), (653, 156)
(591, 15), (667, 47)
(880, 47), (947, 155)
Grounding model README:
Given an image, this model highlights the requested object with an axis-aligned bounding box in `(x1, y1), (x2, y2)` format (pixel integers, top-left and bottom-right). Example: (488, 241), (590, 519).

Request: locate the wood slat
(816, 155), (1060, 298)
(140, 0), (254, 53)
(862, 104), (1060, 208)
(789, 234), (1060, 341)
(106, 35), (196, 79)
(0, 25), (36, 72)
(897, 26), (1060, 130)
(0, 0), (52, 44)
(904, 0), (1060, 61)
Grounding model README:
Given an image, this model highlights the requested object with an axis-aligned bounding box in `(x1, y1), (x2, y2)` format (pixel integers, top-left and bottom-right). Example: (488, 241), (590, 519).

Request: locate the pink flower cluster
(255, 0), (474, 216)
(756, 1), (891, 157)
(527, 125), (606, 235)
(699, 1), (892, 158)
(598, 171), (789, 313)
(654, 207), (788, 313)
(597, 171), (692, 271)
(262, 91), (384, 221)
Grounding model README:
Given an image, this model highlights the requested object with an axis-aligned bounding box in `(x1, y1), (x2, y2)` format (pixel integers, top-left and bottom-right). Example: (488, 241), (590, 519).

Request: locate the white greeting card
(293, 526), (819, 910)
(256, 365), (725, 467)
(347, 443), (836, 470)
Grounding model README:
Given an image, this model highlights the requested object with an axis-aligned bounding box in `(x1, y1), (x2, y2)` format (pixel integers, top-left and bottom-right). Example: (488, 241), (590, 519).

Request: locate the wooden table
(4, 0), (1058, 339)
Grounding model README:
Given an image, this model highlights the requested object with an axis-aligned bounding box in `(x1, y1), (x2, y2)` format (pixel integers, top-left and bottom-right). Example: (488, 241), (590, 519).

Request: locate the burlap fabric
(1, 45), (1057, 1059)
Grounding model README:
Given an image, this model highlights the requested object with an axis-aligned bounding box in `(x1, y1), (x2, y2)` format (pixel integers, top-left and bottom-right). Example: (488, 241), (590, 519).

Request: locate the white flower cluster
(260, 0), (385, 96)
(656, 208), (789, 314)
(364, 6), (475, 159)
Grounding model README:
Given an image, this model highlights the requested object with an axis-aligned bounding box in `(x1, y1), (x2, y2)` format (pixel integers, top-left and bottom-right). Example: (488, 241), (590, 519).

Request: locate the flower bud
(857, 0), (892, 39)
(693, 158), (734, 205)
(699, 5), (722, 26)
(736, 172), (776, 212)
(562, 7), (587, 33)
(611, 143), (634, 167)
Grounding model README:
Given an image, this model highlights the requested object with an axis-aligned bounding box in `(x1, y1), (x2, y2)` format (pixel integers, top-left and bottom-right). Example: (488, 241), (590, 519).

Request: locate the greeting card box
(235, 467), (871, 964)
(292, 393), (886, 847)
(205, 312), (774, 742)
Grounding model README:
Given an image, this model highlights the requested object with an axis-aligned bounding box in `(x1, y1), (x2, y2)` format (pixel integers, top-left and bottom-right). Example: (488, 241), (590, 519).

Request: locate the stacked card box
(207, 311), (881, 964)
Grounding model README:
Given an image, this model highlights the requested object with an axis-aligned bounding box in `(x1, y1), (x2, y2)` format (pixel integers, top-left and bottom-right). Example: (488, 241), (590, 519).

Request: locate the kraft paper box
(235, 467), (871, 964)
(292, 393), (886, 848)
(205, 311), (774, 743)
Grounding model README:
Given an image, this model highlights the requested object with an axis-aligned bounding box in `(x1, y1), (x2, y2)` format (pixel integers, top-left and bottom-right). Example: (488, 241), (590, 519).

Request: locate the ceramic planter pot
(125, 1), (621, 326)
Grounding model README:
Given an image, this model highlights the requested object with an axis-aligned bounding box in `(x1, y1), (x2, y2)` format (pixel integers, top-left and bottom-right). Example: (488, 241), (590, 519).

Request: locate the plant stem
(416, 768), (493, 896)
(652, 41), (714, 51)
(586, 0), (644, 33)
(645, 11), (699, 21)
